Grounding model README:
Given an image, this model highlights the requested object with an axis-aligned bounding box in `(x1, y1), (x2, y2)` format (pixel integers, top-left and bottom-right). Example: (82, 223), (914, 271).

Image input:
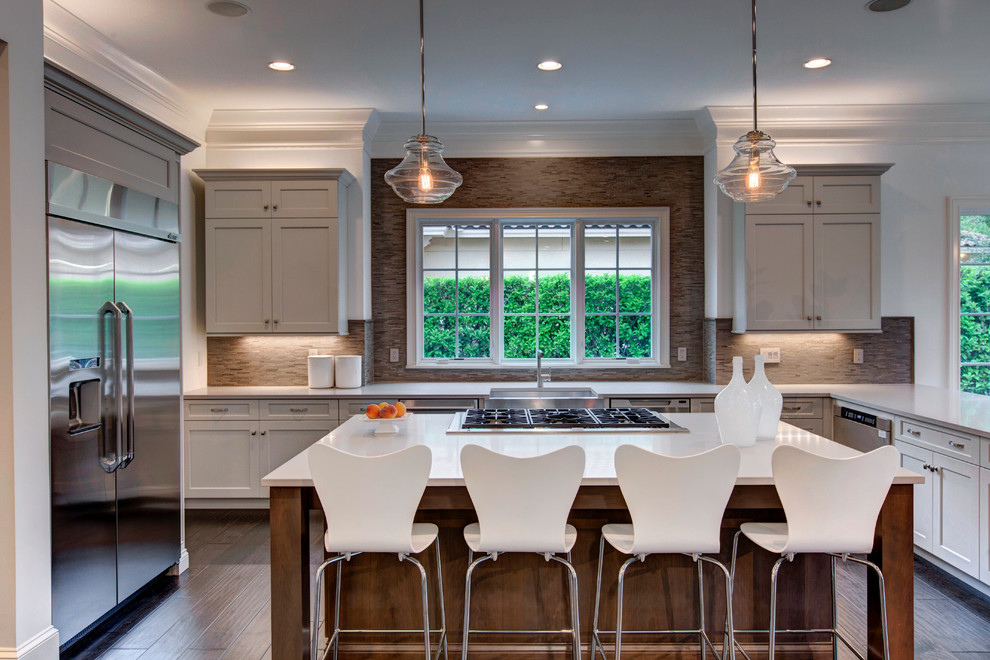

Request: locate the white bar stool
(730, 444), (899, 660)
(459, 444), (585, 660)
(307, 443), (447, 660)
(591, 444), (740, 660)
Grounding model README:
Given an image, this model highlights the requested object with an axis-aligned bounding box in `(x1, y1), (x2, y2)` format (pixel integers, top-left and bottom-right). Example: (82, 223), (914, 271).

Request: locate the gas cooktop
(448, 407), (687, 433)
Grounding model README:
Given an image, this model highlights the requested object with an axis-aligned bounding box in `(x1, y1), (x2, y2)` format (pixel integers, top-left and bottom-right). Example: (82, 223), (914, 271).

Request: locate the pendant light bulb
(714, 0), (795, 202)
(385, 0), (462, 204)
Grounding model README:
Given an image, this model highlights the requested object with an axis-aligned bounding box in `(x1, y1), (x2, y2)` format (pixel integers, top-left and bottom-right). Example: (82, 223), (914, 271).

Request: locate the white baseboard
(0, 626), (59, 660)
(168, 548), (190, 576)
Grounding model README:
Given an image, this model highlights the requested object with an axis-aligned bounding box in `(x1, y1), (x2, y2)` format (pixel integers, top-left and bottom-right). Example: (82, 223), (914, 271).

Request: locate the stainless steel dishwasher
(831, 402), (892, 453)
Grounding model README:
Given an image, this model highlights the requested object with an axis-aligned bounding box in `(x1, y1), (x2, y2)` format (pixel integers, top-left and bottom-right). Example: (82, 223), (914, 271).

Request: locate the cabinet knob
(274, 319), (279, 325)
(263, 204), (269, 211)
(816, 315), (822, 321)
(816, 200), (822, 206)
(273, 202), (278, 211)
(261, 430), (267, 436)
(264, 319), (270, 324)
(251, 430), (257, 436)
(807, 316), (812, 321)
(807, 200), (812, 207)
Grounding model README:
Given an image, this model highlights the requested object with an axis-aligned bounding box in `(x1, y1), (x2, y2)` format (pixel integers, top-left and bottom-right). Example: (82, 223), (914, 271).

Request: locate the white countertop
(186, 382), (990, 439)
(261, 412), (923, 489)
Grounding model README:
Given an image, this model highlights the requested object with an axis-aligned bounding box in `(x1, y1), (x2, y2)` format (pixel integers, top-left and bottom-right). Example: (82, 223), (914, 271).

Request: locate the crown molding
(370, 118), (706, 158)
(205, 108), (377, 152)
(703, 104), (990, 147)
(43, 0), (207, 142)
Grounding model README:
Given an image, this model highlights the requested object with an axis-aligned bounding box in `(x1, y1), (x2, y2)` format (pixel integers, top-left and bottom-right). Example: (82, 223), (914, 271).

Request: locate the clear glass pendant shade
(385, 134), (463, 204)
(714, 130), (796, 202)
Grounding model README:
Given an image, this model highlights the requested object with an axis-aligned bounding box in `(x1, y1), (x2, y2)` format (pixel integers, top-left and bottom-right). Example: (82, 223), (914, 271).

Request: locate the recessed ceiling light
(866, 0), (911, 11)
(534, 104), (549, 111)
(268, 61), (295, 72)
(537, 60), (562, 71)
(206, 1), (250, 17)
(803, 58), (832, 69)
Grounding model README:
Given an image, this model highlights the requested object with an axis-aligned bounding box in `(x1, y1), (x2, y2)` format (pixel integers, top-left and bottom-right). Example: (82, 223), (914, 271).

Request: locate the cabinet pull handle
(807, 200), (813, 207)
(251, 430), (257, 435)
(263, 204), (269, 211)
(782, 406), (802, 412)
(210, 407), (229, 413)
(274, 320), (279, 325)
(273, 202), (278, 211)
(907, 429), (921, 437)
(949, 440), (965, 449)
(261, 430), (267, 436)
(289, 408), (308, 413)
(816, 315), (822, 321)
(816, 200), (822, 206)
(922, 463), (931, 471)
(807, 316), (812, 321)
(264, 319), (270, 324)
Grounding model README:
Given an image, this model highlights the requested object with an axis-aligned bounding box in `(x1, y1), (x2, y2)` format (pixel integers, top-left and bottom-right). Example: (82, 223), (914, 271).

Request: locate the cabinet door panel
(206, 219), (272, 333)
(933, 452), (981, 578)
(814, 176), (880, 214)
(272, 180), (337, 218)
(205, 181), (271, 218)
(262, 421), (337, 495)
(815, 214), (880, 330)
(895, 440), (934, 553)
(784, 418), (824, 436)
(744, 176), (814, 214)
(272, 218), (342, 333)
(185, 421), (260, 498)
(745, 215), (815, 330)
(981, 467), (990, 584)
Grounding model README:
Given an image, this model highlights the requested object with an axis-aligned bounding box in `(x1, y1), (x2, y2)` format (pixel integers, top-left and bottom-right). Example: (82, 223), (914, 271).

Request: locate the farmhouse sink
(487, 386), (601, 409)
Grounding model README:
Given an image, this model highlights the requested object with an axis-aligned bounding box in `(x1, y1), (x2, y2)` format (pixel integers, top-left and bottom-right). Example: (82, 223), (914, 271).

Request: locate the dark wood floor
(62, 509), (990, 660)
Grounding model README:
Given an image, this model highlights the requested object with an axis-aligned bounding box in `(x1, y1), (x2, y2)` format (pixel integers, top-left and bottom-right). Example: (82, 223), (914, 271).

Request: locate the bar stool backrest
(460, 444), (585, 553)
(308, 443), (432, 553)
(614, 443), (740, 554)
(772, 444), (899, 555)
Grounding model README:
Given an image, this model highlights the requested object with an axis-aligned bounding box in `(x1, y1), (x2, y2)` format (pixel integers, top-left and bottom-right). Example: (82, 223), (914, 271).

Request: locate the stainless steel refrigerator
(47, 162), (181, 645)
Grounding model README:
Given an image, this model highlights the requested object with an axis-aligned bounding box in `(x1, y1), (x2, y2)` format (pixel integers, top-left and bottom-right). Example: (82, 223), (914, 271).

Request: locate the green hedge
(960, 215), (990, 394)
(423, 273), (651, 359)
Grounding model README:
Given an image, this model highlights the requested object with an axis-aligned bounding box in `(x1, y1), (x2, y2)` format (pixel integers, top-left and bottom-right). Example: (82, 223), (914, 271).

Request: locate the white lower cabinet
(896, 422), (981, 579)
(185, 420), (261, 498)
(981, 466), (990, 584)
(184, 398), (338, 500)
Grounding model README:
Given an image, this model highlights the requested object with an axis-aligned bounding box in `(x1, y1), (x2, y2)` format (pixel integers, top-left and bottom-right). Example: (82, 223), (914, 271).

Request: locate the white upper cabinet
(739, 165), (890, 332)
(196, 169), (354, 335)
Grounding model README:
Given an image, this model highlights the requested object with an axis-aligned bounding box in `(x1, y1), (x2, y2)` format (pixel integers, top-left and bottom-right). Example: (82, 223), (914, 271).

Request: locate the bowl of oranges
(363, 401), (410, 434)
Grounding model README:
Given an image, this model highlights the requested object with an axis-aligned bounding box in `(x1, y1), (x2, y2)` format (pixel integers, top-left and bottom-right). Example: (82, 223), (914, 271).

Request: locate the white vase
(714, 356), (761, 447)
(749, 354), (783, 441)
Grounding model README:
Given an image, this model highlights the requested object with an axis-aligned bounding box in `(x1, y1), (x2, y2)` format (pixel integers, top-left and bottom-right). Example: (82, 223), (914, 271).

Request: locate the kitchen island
(262, 412), (922, 659)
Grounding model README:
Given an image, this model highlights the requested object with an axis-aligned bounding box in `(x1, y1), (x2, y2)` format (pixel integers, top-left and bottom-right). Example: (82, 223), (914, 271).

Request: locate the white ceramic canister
(334, 355), (363, 389)
(714, 356), (761, 447)
(749, 353), (783, 440)
(307, 355), (334, 389)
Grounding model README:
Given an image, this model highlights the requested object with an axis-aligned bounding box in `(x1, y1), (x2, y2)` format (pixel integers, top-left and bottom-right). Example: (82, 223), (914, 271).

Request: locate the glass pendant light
(385, 0), (462, 204)
(714, 0), (796, 202)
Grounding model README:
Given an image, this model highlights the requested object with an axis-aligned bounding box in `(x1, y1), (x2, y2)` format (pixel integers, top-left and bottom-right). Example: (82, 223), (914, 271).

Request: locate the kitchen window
(407, 208), (669, 368)
(952, 199), (990, 393)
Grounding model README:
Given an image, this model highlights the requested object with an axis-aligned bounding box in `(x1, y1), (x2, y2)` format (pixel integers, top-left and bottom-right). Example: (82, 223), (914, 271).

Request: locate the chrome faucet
(536, 350), (544, 388)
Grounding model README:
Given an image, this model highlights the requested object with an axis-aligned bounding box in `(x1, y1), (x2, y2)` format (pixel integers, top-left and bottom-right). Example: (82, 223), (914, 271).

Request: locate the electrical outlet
(389, 348), (400, 363)
(760, 347), (781, 364)
(677, 347), (687, 362)
(853, 348), (864, 364)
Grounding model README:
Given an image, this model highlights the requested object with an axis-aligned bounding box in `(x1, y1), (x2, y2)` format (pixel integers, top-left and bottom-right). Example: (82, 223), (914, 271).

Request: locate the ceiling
(48, 0), (990, 125)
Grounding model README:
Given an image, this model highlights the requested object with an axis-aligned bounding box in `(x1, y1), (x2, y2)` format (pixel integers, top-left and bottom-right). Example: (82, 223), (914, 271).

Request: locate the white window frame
(949, 197), (990, 390)
(406, 207), (670, 369)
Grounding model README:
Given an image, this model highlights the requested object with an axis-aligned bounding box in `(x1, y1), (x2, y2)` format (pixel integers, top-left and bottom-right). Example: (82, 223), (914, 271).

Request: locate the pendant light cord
(420, 0), (426, 137)
(751, 0), (758, 133)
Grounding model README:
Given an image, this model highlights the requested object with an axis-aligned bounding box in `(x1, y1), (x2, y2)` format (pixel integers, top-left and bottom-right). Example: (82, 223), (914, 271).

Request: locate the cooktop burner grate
(458, 407), (674, 430)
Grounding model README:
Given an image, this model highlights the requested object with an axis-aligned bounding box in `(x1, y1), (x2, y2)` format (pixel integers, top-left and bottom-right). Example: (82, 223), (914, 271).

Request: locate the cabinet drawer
(185, 399), (259, 421)
(261, 399), (337, 421)
(785, 418), (824, 436)
(780, 398), (823, 419)
(897, 418), (977, 464)
(690, 398), (715, 413)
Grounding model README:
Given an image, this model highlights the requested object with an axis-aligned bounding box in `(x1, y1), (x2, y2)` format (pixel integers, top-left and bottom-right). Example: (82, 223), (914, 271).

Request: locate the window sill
(404, 360), (672, 370)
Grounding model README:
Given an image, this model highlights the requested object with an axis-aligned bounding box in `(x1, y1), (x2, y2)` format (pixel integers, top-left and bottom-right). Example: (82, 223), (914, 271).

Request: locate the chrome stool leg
(400, 553), (432, 660)
(312, 555), (348, 660)
(767, 556), (790, 660)
(831, 554), (839, 660)
(434, 537), (448, 660)
(591, 535), (607, 660)
(549, 553), (582, 660)
(461, 553), (492, 660)
(698, 557), (707, 660)
(614, 555), (640, 660)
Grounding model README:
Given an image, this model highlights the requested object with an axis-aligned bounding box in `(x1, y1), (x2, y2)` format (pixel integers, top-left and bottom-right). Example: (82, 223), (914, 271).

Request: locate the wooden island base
(270, 483), (913, 660)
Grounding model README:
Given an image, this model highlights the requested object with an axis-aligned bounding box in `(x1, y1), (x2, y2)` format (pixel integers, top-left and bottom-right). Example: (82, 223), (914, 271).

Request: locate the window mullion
(575, 220), (584, 363)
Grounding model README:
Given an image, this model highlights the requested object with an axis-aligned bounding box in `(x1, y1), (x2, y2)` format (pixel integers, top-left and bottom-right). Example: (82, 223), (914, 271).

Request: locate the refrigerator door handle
(117, 301), (136, 468)
(99, 301), (124, 473)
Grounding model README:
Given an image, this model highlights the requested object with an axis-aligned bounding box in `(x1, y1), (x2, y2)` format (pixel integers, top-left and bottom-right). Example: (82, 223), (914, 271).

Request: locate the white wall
(0, 0), (60, 657)
(707, 105), (990, 388)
